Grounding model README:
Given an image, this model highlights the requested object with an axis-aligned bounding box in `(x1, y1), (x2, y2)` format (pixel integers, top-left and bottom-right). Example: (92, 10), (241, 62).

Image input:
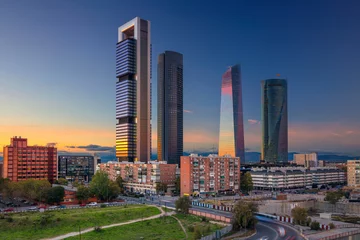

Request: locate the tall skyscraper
(218, 64), (245, 164)
(157, 51), (183, 165)
(261, 78), (288, 164)
(116, 17), (151, 162)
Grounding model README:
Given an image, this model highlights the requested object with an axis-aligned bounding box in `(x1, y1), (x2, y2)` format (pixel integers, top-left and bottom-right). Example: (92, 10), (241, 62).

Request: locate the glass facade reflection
(261, 79), (288, 164)
(58, 155), (95, 183)
(218, 65), (245, 164)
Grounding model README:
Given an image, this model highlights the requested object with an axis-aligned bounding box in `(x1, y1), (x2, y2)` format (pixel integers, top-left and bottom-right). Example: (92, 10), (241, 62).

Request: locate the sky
(1, 0), (360, 157)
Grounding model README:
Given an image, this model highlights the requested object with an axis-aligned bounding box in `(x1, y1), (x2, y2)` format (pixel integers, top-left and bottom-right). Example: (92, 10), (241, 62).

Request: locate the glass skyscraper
(218, 64), (245, 164)
(157, 51), (183, 165)
(261, 79), (288, 164)
(116, 17), (151, 162)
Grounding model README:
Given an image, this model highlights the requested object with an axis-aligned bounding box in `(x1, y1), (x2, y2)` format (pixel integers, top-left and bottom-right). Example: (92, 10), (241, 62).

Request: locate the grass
(161, 207), (174, 212)
(0, 205), (160, 240)
(174, 213), (223, 239)
(66, 216), (185, 240)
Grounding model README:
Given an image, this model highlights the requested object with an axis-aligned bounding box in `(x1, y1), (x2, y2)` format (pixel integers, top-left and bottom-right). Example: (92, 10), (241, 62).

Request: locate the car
(79, 203), (86, 207)
(88, 202), (98, 206)
(39, 205), (47, 209)
(28, 206), (39, 211)
(4, 208), (14, 212)
(259, 236), (269, 240)
(58, 205), (66, 209)
(48, 206), (58, 209)
(277, 226), (286, 237)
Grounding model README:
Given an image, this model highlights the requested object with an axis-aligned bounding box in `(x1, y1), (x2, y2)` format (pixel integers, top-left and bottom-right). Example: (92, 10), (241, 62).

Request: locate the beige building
(347, 160), (360, 187)
(294, 153), (318, 167)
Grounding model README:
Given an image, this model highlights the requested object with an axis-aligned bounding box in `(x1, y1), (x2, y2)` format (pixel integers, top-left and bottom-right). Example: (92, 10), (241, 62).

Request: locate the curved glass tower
(218, 64), (245, 164)
(261, 79), (288, 164)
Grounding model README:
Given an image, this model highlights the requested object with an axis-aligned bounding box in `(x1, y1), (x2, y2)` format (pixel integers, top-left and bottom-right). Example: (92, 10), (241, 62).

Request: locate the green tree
(76, 185), (90, 203)
(193, 226), (202, 240)
(89, 171), (120, 201)
(310, 221), (320, 230)
(46, 186), (65, 204)
(156, 182), (168, 194)
(19, 179), (51, 202)
(232, 200), (258, 231)
(291, 207), (308, 225)
(115, 176), (125, 193)
(325, 190), (344, 204)
(175, 196), (191, 214)
(240, 172), (253, 194)
(175, 176), (180, 194)
(57, 178), (68, 186)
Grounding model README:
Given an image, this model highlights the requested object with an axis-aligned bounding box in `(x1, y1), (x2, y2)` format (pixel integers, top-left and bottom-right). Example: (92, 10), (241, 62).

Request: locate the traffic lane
(260, 220), (302, 240)
(248, 222), (279, 240)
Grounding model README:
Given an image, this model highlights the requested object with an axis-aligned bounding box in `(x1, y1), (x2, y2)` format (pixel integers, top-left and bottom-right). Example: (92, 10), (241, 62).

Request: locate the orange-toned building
(181, 154), (240, 196)
(98, 161), (178, 194)
(2, 137), (57, 183)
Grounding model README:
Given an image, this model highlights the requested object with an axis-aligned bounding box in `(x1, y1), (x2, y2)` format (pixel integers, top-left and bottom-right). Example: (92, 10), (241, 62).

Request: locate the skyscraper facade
(157, 51), (183, 165)
(261, 79), (288, 164)
(116, 17), (151, 162)
(218, 65), (245, 164)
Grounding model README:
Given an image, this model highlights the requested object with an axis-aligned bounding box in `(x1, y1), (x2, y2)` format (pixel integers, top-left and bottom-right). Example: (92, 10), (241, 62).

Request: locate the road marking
(258, 222), (279, 240)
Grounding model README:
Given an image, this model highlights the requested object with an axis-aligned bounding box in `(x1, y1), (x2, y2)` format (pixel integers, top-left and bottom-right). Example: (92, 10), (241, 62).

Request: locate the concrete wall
(315, 202), (360, 215)
(189, 209), (232, 223)
(258, 200), (315, 216)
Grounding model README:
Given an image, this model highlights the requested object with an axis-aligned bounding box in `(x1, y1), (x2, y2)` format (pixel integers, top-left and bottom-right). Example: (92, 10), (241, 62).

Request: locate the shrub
(201, 216), (208, 222)
(310, 221), (320, 230)
(100, 204), (106, 208)
(193, 226), (202, 240)
(0, 214), (5, 219)
(306, 217), (312, 226)
(6, 217), (13, 223)
(329, 222), (336, 229)
(188, 225), (195, 232)
(94, 226), (102, 232)
(56, 217), (61, 222)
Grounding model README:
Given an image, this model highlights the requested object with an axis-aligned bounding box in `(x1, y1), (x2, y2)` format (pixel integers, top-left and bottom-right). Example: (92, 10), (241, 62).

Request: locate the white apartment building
(251, 167), (345, 190)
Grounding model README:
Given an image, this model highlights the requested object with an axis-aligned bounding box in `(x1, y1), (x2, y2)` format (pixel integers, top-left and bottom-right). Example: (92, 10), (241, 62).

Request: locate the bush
(94, 226), (102, 232)
(6, 217), (13, 222)
(201, 216), (208, 222)
(310, 221), (320, 230)
(0, 214), (5, 219)
(329, 222), (336, 229)
(306, 217), (312, 226)
(193, 226), (202, 240)
(188, 225), (195, 232)
(100, 204), (107, 208)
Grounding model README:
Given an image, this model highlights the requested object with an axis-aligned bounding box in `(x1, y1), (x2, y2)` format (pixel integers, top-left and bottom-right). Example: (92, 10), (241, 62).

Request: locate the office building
(261, 78), (288, 164)
(3, 137), (57, 183)
(251, 167), (345, 190)
(347, 160), (360, 187)
(116, 17), (151, 162)
(218, 65), (245, 164)
(58, 155), (95, 183)
(294, 153), (318, 167)
(0, 161), (3, 178)
(157, 51), (183, 165)
(98, 161), (177, 194)
(180, 154), (240, 196)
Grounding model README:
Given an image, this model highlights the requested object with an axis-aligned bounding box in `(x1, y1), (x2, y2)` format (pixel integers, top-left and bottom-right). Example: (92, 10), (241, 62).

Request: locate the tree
(232, 200), (258, 231)
(193, 226), (202, 240)
(19, 179), (51, 202)
(240, 172), (253, 194)
(46, 186), (65, 204)
(156, 182), (168, 194)
(76, 185), (90, 203)
(291, 207), (308, 225)
(57, 178), (68, 186)
(325, 190), (344, 204)
(115, 176), (125, 193)
(89, 171), (120, 201)
(175, 177), (180, 194)
(310, 221), (320, 230)
(175, 196), (191, 214)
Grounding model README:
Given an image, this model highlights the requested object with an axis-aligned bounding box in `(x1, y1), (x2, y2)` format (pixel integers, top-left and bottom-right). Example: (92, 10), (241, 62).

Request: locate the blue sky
(1, 0), (360, 155)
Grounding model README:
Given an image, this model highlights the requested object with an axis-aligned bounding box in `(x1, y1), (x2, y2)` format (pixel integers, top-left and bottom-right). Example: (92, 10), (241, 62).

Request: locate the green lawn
(161, 207), (174, 212)
(66, 216), (185, 240)
(0, 205), (160, 240)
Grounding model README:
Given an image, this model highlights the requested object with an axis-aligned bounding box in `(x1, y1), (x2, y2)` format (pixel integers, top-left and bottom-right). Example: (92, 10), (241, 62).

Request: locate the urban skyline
(1, 1), (360, 156)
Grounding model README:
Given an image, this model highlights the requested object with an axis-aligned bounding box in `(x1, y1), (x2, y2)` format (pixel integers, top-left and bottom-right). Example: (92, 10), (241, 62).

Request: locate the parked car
(48, 206), (58, 210)
(88, 202), (98, 206)
(58, 205), (66, 209)
(28, 206), (39, 211)
(4, 208), (14, 212)
(39, 205), (47, 209)
(80, 203), (86, 207)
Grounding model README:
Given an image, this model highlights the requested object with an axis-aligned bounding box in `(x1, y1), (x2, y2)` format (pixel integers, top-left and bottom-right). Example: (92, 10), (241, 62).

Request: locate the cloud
(184, 110), (193, 113)
(65, 144), (115, 152)
(248, 119), (260, 125)
(346, 131), (354, 135)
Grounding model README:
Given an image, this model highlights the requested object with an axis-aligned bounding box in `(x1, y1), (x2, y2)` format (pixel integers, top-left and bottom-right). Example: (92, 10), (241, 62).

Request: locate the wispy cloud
(248, 119), (260, 125)
(184, 109), (193, 113)
(65, 144), (115, 152)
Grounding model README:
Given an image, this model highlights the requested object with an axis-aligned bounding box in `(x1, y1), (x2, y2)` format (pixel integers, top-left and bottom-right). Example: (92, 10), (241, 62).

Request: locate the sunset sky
(1, 0), (360, 156)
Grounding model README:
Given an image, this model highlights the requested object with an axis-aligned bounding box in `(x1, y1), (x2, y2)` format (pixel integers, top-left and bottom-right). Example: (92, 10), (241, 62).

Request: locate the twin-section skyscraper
(115, 17), (288, 165)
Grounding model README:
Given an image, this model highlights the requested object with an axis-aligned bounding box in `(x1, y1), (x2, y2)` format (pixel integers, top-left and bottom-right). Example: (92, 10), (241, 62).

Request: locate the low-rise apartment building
(294, 153), (318, 167)
(180, 154), (240, 196)
(251, 167), (345, 190)
(347, 160), (360, 187)
(98, 161), (177, 194)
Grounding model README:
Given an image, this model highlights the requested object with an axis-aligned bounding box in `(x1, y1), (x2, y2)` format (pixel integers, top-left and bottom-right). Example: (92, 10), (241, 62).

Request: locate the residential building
(347, 160), (360, 187)
(251, 167), (346, 190)
(261, 78), (288, 164)
(98, 161), (177, 194)
(180, 154), (240, 196)
(157, 51), (183, 165)
(218, 65), (245, 164)
(318, 160), (325, 167)
(0, 161), (3, 178)
(2, 137), (57, 183)
(58, 155), (95, 183)
(116, 17), (151, 162)
(294, 153), (318, 167)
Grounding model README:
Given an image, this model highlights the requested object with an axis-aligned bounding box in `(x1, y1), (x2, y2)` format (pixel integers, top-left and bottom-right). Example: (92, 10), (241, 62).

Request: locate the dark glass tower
(116, 17), (151, 162)
(157, 51), (183, 165)
(218, 64), (245, 164)
(261, 79), (288, 164)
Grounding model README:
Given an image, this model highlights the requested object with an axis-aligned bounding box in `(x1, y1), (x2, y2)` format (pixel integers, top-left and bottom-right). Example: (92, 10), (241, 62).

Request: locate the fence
(200, 225), (232, 240)
(189, 209), (231, 223)
(192, 201), (233, 212)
